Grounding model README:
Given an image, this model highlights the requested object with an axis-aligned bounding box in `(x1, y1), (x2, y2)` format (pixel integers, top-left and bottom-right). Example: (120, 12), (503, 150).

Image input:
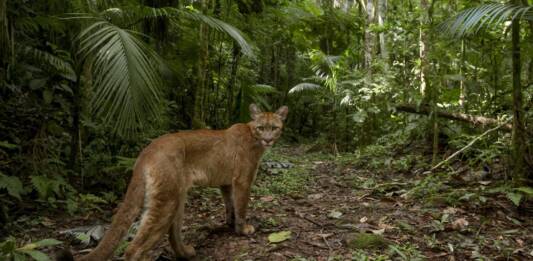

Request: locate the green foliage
(76, 20), (165, 136)
(440, 3), (533, 38)
(0, 172), (24, 200)
(0, 237), (62, 261)
(30, 175), (70, 200)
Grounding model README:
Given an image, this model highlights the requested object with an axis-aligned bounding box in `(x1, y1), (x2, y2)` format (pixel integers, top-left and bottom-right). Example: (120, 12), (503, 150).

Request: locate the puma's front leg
(232, 181), (255, 235)
(220, 185), (235, 227)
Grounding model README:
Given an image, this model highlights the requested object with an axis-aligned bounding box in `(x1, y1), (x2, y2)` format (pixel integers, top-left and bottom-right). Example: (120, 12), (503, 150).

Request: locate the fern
(30, 175), (69, 200)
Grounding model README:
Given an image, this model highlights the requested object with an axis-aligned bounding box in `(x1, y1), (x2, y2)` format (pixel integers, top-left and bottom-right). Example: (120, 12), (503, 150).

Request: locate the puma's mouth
(261, 140), (274, 147)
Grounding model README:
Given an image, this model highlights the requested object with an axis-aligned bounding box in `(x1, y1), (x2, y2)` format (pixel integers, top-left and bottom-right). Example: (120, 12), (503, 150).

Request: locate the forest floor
(8, 144), (533, 260)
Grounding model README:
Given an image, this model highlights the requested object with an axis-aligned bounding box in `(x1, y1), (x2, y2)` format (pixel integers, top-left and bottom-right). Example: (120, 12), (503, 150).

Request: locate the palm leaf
(289, 83), (322, 94)
(440, 3), (533, 37)
(130, 6), (254, 57)
(76, 20), (163, 136)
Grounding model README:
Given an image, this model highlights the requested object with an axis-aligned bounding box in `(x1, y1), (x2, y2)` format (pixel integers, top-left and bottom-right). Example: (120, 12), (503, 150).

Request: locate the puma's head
(248, 104), (288, 148)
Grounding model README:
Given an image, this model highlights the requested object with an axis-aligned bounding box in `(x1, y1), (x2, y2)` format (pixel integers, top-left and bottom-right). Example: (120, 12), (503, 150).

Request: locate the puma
(57, 104), (288, 261)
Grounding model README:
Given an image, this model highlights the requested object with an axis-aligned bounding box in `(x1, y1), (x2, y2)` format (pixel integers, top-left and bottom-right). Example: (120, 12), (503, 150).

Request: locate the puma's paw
(236, 224), (255, 235)
(177, 245), (196, 258)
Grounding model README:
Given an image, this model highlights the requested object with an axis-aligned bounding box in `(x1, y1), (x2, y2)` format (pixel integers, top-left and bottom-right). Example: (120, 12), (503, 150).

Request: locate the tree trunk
(364, 0), (375, 70)
(192, 0), (210, 128)
(459, 40), (468, 112)
(227, 44), (241, 125)
(420, 0), (438, 164)
(377, 0), (388, 66)
(510, 8), (526, 183)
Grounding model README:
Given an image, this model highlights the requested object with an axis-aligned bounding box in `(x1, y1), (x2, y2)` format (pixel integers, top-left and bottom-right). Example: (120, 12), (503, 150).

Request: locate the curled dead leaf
(451, 218), (469, 230)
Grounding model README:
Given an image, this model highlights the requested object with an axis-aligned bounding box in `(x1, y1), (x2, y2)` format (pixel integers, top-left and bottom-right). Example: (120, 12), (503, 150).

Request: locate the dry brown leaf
(451, 218), (469, 230)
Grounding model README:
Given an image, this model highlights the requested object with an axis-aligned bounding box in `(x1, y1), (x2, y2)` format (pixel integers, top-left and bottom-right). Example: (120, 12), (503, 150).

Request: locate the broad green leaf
(515, 187), (533, 196)
(33, 239), (62, 248)
(506, 192), (522, 206)
(0, 141), (18, 149)
(19, 249), (50, 261)
(268, 231), (292, 243)
(0, 173), (24, 200)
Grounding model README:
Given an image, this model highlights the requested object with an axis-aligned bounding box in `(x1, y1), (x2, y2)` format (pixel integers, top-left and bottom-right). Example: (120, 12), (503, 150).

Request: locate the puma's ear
(249, 103), (262, 120)
(275, 106), (289, 121)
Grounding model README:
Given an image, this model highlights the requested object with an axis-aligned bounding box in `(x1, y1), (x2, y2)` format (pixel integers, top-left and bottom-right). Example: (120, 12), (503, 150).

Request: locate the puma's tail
(57, 169), (146, 261)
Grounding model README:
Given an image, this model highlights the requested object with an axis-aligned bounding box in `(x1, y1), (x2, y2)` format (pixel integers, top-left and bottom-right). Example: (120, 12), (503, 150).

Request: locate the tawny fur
(58, 104), (288, 261)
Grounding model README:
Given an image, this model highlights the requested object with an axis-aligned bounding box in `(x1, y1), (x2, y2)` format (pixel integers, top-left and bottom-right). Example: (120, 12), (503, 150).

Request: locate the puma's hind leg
(168, 190), (196, 258)
(124, 196), (177, 260)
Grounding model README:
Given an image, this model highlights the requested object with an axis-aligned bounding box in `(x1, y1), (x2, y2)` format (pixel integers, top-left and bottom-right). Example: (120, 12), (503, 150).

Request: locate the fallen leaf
(260, 196), (274, 202)
(317, 233), (333, 238)
(378, 223), (395, 230)
(268, 231), (292, 243)
(328, 210), (343, 219)
(359, 216), (368, 223)
(451, 218), (469, 230)
(308, 193), (324, 200)
(371, 228), (385, 235)
(443, 207), (461, 215)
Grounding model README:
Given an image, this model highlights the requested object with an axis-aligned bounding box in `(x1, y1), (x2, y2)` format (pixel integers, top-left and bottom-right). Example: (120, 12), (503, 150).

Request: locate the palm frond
(440, 3), (533, 37)
(132, 6), (254, 57)
(76, 20), (163, 136)
(289, 83), (322, 94)
(20, 46), (77, 81)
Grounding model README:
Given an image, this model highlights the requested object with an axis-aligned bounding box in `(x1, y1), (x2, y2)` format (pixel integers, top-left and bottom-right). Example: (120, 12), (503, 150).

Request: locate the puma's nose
(264, 138), (273, 143)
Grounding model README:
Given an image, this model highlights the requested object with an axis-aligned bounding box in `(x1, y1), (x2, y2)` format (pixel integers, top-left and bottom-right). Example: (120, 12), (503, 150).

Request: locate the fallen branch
(395, 104), (513, 131)
(431, 119), (512, 171)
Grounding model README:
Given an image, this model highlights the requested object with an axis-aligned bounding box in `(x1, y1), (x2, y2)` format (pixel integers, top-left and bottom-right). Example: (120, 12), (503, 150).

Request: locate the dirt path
(151, 147), (532, 260)
(12, 146), (531, 260)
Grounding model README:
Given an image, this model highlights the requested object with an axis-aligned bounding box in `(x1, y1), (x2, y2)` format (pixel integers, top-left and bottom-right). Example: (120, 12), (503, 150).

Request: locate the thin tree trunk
(364, 0), (375, 70)
(227, 44), (241, 125)
(420, 0), (438, 164)
(69, 69), (81, 171)
(459, 39), (468, 112)
(362, 0), (375, 146)
(377, 0), (388, 66)
(192, 0), (210, 128)
(510, 9), (526, 182)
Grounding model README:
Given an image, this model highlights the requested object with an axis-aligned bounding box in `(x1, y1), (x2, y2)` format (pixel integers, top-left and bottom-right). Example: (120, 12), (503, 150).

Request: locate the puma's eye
(257, 126), (265, 131)
(272, 126), (279, 130)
